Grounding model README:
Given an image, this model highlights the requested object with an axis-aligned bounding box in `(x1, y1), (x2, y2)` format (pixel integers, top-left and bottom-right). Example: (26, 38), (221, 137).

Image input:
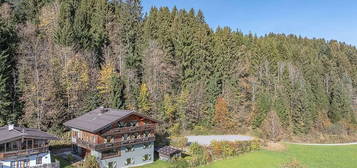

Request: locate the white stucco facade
(0, 152), (51, 168)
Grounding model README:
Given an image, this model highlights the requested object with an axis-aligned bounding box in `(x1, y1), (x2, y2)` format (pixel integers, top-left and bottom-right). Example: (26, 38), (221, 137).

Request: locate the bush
(66, 154), (74, 161)
(209, 140), (261, 159)
(187, 143), (211, 167)
(325, 123), (345, 135)
(183, 140), (261, 167)
(82, 155), (99, 168)
(170, 136), (188, 149)
(169, 123), (182, 136)
(188, 143), (204, 156)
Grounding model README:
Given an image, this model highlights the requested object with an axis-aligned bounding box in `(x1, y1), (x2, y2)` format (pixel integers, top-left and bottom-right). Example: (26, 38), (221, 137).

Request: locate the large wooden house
(64, 107), (161, 168)
(0, 125), (58, 168)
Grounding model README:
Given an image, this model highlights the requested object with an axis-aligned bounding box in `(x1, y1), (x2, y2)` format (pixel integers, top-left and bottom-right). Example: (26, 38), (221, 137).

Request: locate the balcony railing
(95, 136), (155, 151)
(75, 138), (97, 150)
(101, 152), (121, 160)
(0, 146), (49, 160)
(74, 136), (155, 151)
(102, 124), (156, 136)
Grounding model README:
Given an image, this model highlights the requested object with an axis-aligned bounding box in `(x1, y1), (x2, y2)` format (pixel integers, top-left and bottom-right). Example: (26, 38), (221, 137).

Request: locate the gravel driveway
(186, 135), (254, 146)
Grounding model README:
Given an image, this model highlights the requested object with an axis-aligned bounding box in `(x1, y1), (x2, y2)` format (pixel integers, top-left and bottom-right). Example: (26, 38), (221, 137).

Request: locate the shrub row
(209, 140), (261, 159)
(170, 139), (262, 168)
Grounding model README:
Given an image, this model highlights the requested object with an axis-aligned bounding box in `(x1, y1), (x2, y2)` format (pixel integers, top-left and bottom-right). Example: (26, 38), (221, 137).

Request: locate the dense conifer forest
(0, 0), (356, 138)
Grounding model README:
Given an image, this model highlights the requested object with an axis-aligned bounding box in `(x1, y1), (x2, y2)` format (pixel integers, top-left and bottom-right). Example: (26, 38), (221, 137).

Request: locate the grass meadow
(140, 144), (357, 168)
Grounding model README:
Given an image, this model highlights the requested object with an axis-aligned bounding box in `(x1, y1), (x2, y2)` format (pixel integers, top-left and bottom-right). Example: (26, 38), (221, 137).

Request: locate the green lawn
(141, 144), (357, 168)
(138, 160), (171, 168)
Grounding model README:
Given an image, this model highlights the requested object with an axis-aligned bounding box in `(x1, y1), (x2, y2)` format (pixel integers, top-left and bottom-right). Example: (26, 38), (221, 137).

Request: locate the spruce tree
(110, 75), (125, 109)
(0, 51), (12, 126)
(328, 80), (353, 123)
(0, 18), (19, 126)
(55, 0), (78, 46)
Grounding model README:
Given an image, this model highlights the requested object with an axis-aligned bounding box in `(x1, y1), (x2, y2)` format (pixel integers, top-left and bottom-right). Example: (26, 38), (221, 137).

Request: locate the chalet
(0, 125), (58, 168)
(63, 107), (161, 168)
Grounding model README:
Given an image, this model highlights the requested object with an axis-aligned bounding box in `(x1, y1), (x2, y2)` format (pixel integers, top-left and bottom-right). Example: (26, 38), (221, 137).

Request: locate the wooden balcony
(0, 146), (49, 160)
(95, 136), (155, 151)
(74, 136), (155, 151)
(102, 124), (156, 136)
(74, 138), (97, 150)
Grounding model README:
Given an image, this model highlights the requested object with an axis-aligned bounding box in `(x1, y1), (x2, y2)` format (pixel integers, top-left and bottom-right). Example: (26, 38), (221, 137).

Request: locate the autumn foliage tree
(138, 83), (151, 114)
(214, 97), (234, 130)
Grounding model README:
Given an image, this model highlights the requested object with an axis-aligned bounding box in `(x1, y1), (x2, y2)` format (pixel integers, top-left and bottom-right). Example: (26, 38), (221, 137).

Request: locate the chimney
(8, 124), (14, 131)
(100, 107), (109, 114)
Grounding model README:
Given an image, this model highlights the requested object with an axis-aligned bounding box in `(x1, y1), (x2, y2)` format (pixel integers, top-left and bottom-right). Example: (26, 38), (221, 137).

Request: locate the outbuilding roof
(63, 107), (161, 133)
(0, 125), (59, 143)
(156, 146), (182, 156)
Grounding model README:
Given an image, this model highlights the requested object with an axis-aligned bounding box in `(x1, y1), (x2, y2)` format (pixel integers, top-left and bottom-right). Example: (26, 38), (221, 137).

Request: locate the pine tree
(89, 0), (108, 66)
(117, 0), (144, 108)
(55, 0), (78, 46)
(328, 80), (353, 123)
(0, 18), (19, 126)
(0, 51), (12, 125)
(110, 75), (125, 109)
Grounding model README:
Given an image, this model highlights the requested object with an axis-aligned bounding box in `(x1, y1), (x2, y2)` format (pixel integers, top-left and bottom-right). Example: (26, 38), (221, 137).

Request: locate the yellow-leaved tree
(138, 83), (151, 115)
(97, 63), (124, 108)
(63, 54), (89, 117)
(97, 64), (116, 95)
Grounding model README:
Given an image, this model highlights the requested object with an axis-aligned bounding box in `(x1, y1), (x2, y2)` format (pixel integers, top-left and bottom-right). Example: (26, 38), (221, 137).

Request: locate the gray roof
(63, 107), (161, 133)
(0, 126), (59, 143)
(157, 146), (181, 156)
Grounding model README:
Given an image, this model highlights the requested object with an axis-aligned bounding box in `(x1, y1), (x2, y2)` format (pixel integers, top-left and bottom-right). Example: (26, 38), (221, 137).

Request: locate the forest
(0, 0), (356, 139)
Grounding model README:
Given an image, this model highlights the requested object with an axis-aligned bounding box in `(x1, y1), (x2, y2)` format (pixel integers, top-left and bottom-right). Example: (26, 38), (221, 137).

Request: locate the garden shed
(156, 146), (182, 161)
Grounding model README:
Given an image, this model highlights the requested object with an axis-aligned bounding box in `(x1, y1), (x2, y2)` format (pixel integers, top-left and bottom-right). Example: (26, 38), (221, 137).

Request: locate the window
(123, 134), (128, 141)
(11, 142), (18, 150)
(28, 140), (33, 149)
(108, 161), (117, 168)
(118, 122), (125, 128)
(0, 144), (4, 152)
(105, 136), (114, 143)
(143, 143), (151, 149)
(144, 131), (150, 137)
(24, 160), (29, 167)
(18, 160), (29, 168)
(10, 161), (16, 168)
(126, 120), (137, 127)
(142, 154), (151, 161)
(92, 136), (97, 143)
(124, 158), (134, 166)
(36, 156), (42, 165)
(125, 146), (134, 152)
